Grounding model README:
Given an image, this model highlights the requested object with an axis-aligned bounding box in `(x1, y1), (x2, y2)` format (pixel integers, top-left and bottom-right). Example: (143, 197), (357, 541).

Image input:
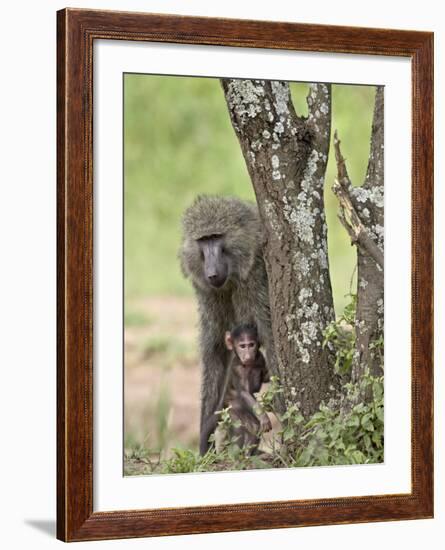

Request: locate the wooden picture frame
(57, 8), (434, 542)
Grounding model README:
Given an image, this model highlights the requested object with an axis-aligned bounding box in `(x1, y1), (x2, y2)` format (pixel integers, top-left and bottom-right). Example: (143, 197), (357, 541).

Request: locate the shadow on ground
(24, 519), (56, 537)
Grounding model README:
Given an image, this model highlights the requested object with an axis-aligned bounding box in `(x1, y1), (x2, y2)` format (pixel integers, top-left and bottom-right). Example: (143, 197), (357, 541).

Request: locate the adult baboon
(179, 195), (276, 455)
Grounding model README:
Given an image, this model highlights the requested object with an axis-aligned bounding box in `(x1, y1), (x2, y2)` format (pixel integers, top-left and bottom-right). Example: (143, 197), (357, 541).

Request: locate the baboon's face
(225, 329), (259, 366)
(197, 235), (229, 289)
(233, 333), (259, 366)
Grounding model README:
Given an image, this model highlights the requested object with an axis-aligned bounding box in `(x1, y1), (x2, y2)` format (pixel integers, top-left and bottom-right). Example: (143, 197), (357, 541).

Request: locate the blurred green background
(123, 75), (376, 466)
(124, 75), (375, 314)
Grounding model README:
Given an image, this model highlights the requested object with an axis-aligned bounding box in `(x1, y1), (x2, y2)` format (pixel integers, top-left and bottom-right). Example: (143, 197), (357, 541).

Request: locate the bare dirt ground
(124, 296), (201, 464)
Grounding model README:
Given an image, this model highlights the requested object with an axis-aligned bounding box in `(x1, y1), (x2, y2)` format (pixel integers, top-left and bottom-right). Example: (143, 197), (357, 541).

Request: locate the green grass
(140, 335), (197, 371)
(124, 308), (153, 327)
(124, 75), (375, 314)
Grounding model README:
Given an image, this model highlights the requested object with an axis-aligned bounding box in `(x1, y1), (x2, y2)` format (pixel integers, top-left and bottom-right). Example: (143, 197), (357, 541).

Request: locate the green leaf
(373, 381), (384, 401)
(250, 456), (269, 469)
(361, 413), (374, 431)
(351, 450), (366, 463)
(335, 440), (346, 451)
(305, 412), (326, 428)
(329, 425), (340, 441)
(353, 403), (366, 414)
(227, 443), (241, 460)
(344, 444), (357, 456)
(376, 406), (384, 422)
(318, 448), (330, 465)
(299, 447), (313, 467)
(283, 426), (295, 442)
(346, 415), (360, 428)
(372, 431), (383, 448)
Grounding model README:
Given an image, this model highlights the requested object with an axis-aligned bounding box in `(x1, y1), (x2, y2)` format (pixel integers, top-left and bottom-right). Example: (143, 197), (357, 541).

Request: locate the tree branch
(332, 131), (383, 269)
(332, 87), (384, 387)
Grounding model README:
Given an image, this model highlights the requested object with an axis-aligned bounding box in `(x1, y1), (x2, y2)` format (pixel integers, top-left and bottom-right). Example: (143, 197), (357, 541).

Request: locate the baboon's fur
(179, 195), (275, 454)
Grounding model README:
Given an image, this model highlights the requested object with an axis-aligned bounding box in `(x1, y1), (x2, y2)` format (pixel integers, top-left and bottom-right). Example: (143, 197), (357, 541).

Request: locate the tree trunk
(333, 87), (384, 385)
(221, 79), (339, 417)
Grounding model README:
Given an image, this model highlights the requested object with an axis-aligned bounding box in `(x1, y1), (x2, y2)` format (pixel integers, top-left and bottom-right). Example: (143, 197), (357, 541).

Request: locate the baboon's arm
(238, 390), (260, 417)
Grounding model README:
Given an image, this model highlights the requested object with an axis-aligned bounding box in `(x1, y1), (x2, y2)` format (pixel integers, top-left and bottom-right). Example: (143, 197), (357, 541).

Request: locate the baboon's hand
(260, 414), (272, 433)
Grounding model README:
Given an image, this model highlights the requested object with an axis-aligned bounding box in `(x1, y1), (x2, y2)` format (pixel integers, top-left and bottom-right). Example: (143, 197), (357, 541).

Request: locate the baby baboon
(220, 323), (272, 452)
(179, 195), (276, 454)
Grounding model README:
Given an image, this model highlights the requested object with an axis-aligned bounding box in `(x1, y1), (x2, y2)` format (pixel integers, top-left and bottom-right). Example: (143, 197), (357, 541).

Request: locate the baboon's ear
(225, 331), (233, 350)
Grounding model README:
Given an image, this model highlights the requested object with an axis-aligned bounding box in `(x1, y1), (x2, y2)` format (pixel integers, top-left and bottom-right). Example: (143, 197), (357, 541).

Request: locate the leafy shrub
(259, 373), (384, 468)
(125, 371), (383, 475)
(323, 293), (357, 375)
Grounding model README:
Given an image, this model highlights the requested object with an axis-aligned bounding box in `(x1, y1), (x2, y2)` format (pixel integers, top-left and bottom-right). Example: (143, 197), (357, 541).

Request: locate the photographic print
(123, 75), (384, 476)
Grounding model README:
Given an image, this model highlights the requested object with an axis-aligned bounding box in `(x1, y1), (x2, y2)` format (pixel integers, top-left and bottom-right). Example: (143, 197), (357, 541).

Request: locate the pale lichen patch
(281, 148), (326, 246)
(352, 185), (384, 209)
(374, 224), (384, 240)
(274, 121), (285, 134)
(307, 83), (330, 127)
(294, 252), (310, 278)
(283, 195), (316, 245)
(377, 298), (384, 313)
(263, 199), (283, 241)
(271, 81), (290, 116)
(301, 149), (321, 192)
(298, 288), (312, 303)
(370, 186), (384, 208)
(317, 248), (328, 269)
(320, 102), (329, 115)
(301, 320), (317, 345)
(225, 79), (265, 126)
(251, 139), (262, 152)
(359, 278), (368, 289)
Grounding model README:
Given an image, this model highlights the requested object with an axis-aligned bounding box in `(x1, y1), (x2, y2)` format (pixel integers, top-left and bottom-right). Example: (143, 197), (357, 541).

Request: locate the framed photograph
(57, 8), (433, 542)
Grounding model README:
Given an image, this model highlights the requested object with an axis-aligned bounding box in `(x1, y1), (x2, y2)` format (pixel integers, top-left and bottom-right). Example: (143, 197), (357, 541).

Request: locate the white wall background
(0, 1), (442, 548)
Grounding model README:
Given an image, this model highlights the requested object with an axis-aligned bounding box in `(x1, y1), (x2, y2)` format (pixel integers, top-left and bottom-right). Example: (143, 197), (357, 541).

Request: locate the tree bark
(333, 87), (384, 384)
(221, 79), (339, 417)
